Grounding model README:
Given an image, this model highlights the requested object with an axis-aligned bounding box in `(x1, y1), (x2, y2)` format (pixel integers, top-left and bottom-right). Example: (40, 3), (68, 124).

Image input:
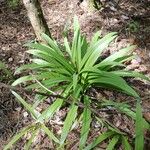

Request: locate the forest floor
(0, 0), (150, 149)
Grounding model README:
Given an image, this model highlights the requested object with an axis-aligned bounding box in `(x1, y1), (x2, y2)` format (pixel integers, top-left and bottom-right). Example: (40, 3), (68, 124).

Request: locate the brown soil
(0, 0), (150, 149)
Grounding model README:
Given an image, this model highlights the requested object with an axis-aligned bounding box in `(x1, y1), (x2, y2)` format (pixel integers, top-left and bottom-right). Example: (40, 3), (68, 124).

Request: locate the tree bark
(23, 0), (51, 42)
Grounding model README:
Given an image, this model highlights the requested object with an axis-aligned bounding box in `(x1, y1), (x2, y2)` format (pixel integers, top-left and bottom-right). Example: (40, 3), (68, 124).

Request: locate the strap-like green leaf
(122, 136), (132, 150)
(24, 128), (39, 150)
(26, 75), (70, 90)
(49, 53), (74, 75)
(26, 42), (74, 74)
(26, 50), (62, 67)
(31, 58), (52, 66)
(25, 43), (54, 54)
(12, 91), (39, 119)
(12, 72), (53, 86)
(100, 45), (135, 65)
(88, 74), (139, 98)
(102, 100), (150, 131)
(81, 67), (139, 97)
(76, 31), (82, 70)
(15, 63), (50, 74)
(85, 35), (117, 68)
(72, 27), (80, 67)
(73, 15), (80, 31)
(41, 33), (63, 55)
(41, 124), (59, 143)
(60, 104), (78, 145)
(106, 135), (120, 150)
(81, 35), (88, 59)
(111, 70), (150, 81)
(27, 49), (71, 71)
(84, 131), (115, 150)
(79, 96), (92, 149)
(81, 32), (117, 70)
(64, 37), (71, 57)
(12, 75), (33, 86)
(38, 99), (63, 122)
(94, 61), (125, 70)
(73, 73), (78, 90)
(90, 31), (101, 47)
(135, 99), (144, 150)
(4, 125), (36, 150)
(102, 100), (136, 119)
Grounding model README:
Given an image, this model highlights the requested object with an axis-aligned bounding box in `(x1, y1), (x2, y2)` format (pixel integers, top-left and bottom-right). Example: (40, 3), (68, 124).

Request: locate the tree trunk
(23, 0), (51, 42)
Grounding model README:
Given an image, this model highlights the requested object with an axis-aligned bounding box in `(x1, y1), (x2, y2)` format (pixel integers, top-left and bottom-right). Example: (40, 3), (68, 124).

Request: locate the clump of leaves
(126, 20), (140, 33)
(0, 61), (12, 81)
(7, 0), (20, 9)
(5, 16), (150, 149)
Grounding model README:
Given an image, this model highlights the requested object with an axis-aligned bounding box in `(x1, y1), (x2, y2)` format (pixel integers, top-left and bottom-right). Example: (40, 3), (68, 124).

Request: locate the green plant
(7, 0), (20, 9)
(0, 61), (12, 81)
(85, 0), (103, 11)
(5, 16), (150, 149)
(126, 21), (140, 33)
(92, 0), (102, 10)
